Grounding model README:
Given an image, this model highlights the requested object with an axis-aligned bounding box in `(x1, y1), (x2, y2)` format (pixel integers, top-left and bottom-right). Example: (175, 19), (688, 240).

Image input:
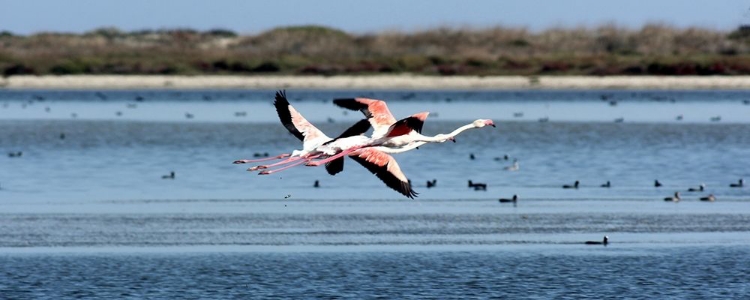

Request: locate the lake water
(1, 89), (749, 298)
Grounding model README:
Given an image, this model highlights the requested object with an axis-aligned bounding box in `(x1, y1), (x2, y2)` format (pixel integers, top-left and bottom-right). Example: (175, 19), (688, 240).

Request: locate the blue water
(1, 89), (750, 298)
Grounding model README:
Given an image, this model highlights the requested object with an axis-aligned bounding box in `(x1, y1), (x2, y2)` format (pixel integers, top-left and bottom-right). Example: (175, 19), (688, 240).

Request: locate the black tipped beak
(452, 138), (457, 143)
(491, 124), (496, 127)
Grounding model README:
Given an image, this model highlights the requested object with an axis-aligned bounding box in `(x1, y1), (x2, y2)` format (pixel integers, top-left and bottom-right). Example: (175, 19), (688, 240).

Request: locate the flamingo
(233, 90), (370, 175)
(306, 118), (496, 167)
(238, 93), (494, 198)
(305, 97), (495, 167)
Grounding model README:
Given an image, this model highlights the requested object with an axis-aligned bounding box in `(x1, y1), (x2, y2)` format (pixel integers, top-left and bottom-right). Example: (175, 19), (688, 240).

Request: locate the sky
(2, 0), (750, 35)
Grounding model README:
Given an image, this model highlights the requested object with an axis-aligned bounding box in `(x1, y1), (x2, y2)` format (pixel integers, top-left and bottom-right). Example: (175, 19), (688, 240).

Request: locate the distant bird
(115, 111), (123, 116)
(503, 159), (519, 171)
(426, 179), (437, 188)
(585, 236), (609, 245)
(699, 194), (716, 202)
(600, 181), (611, 188)
(729, 179), (744, 188)
(59, 133), (66, 140)
(71, 113), (78, 118)
(135, 95), (144, 101)
(313, 180), (320, 188)
(161, 171), (175, 179)
(614, 117), (624, 123)
(253, 152), (270, 158)
(513, 112), (524, 118)
(609, 100), (618, 106)
(664, 192), (680, 202)
(563, 180), (579, 189)
(468, 180), (487, 191)
(744, 100), (750, 105)
(710, 116), (721, 122)
(7, 151), (22, 158)
(687, 183), (705, 192)
(185, 113), (194, 119)
(469, 153), (475, 160)
(538, 117), (549, 123)
(234, 111), (247, 117)
(498, 194), (518, 203)
(45, 106), (51, 112)
(676, 114), (683, 121)
(494, 154), (510, 161)
(654, 180), (662, 187)
(126, 103), (137, 109)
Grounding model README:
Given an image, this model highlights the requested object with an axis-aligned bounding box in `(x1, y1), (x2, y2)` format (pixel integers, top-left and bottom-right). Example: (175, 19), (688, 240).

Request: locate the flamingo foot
(305, 161), (324, 167)
(233, 154), (291, 164)
(247, 165), (268, 171)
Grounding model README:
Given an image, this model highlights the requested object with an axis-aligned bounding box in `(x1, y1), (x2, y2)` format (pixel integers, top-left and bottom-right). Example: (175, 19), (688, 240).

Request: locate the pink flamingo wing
(275, 90), (327, 142)
(333, 98), (397, 131)
(385, 111), (429, 137)
(349, 148), (417, 198)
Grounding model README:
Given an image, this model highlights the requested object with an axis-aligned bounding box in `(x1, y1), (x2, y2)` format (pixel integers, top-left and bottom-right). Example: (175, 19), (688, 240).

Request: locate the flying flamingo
(308, 118), (496, 168)
(305, 97), (495, 167)
(238, 93), (495, 198)
(233, 90), (370, 175)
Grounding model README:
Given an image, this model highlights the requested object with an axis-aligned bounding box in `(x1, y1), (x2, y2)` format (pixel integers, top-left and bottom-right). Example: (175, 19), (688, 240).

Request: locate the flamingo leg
(248, 156), (303, 171)
(306, 147), (362, 166)
(258, 158), (310, 175)
(233, 154), (290, 164)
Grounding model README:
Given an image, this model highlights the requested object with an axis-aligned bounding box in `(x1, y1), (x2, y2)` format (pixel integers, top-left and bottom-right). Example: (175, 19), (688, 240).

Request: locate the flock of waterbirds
(3, 91), (748, 124)
(3, 91), (746, 198)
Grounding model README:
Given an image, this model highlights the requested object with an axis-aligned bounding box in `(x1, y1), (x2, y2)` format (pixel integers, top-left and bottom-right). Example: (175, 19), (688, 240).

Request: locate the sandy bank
(3, 75), (750, 90)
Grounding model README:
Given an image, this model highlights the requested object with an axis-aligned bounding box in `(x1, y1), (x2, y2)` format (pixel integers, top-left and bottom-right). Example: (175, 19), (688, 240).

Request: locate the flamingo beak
(485, 120), (496, 127)
(451, 137), (456, 143)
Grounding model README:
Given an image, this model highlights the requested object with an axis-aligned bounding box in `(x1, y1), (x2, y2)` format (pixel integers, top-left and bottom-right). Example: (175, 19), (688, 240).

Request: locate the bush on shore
(2, 25), (750, 76)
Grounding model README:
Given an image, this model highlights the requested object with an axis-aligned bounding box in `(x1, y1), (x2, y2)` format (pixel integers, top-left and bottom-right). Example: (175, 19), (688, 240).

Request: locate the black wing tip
(272, 90), (304, 141)
(404, 186), (419, 199)
(406, 117), (425, 134)
(388, 116), (425, 135)
(402, 180), (418, 199)
(275, 89), (287, 100)
(335, 119), (371, 140)
(333, 98), (366, 109)
(274, 90), (289, 107)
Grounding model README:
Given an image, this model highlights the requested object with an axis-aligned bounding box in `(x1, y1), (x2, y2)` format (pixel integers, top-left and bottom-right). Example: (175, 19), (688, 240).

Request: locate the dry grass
(1, 24), (750, 76)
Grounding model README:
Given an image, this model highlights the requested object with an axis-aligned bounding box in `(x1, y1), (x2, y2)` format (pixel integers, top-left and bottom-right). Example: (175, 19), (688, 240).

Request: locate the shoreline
(4, 75), (750, 90)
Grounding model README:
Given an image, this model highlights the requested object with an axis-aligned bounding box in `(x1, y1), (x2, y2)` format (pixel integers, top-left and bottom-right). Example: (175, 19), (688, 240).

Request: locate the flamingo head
(474, 119), (495, 128)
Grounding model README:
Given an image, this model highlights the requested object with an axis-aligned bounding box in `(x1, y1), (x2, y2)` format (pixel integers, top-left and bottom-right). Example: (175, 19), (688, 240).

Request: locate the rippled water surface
(1, 89), (749, 298)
